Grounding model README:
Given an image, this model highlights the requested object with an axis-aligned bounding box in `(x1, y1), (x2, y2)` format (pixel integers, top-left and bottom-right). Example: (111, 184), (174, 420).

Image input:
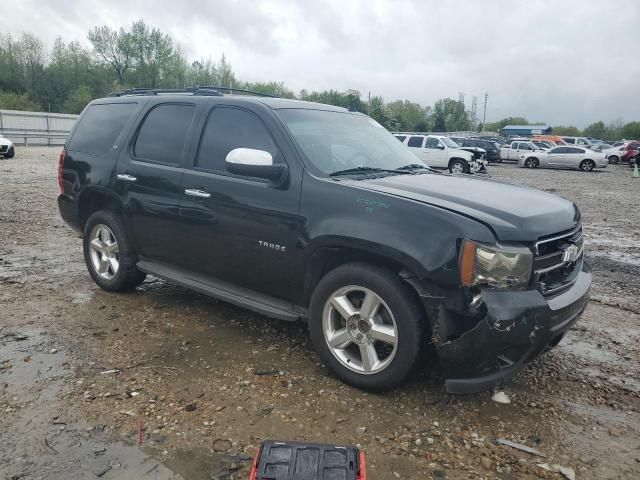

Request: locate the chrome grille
(533, 225), (583, 297)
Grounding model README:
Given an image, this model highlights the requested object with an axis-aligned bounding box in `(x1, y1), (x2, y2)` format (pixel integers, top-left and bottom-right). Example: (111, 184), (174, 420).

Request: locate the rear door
(115, 101), (201, 264)
(564, 147), (585, 168)
(545, 146), (566, 166)
(406, 135), (428, 163)
(178, 103), (303, 300)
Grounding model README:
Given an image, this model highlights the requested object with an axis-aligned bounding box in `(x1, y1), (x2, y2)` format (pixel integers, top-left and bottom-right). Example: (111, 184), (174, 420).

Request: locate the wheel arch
(303, 242), (427, 309)
(77, 187), (124, 231)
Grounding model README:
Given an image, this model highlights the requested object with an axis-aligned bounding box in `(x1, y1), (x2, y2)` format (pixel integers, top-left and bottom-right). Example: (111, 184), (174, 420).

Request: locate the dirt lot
(1, 147), (639, 480)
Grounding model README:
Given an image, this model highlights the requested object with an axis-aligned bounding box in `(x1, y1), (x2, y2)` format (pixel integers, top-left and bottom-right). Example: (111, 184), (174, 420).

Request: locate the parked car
(561, 137), (593, 147)
(531, 140), (554, 150)
(395, 134), (478, 174)
(452, 137), (502, 163)
(0, 134), (15, 158)
(500, 140), (545, 161)
(621, 141), (640, 164)
(519, 146), (608, 171)
(58, 88), (591, 393)
(532, 135), (566, 145)
(602, 145), (625, 163)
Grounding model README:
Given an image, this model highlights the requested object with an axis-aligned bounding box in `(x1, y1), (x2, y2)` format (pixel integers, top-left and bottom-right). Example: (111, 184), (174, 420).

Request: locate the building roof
(502, 125), (551, 130)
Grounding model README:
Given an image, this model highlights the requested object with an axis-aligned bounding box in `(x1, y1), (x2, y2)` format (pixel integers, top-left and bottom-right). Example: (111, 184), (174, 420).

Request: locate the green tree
(62, 85), (93, 114)
(552, 125), (581, 136)
(622, 121), (640, 140)
(432, 98), (470, 132)
(243, 81), (294, 98)
(0, 90), (40, 110)
(88, 26), (133, 84)
(583, 121), (606, 139)
(385, 100), (431, 132)
(367, 95), (388, 127)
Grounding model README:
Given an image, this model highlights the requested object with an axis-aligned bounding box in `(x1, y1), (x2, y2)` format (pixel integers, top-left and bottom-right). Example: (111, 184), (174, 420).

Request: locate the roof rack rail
(196, 86), (278, 98)
(108, 87), (223, 97)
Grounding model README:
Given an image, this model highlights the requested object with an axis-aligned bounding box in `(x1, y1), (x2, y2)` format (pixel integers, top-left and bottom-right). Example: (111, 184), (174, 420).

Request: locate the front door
(115, 101), (200, 264)
(424, 137), (447, 167)
(178, 104), (303, 301)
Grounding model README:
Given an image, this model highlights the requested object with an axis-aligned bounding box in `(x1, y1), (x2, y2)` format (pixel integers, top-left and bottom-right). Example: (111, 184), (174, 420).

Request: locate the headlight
(459, 240), (533, 290)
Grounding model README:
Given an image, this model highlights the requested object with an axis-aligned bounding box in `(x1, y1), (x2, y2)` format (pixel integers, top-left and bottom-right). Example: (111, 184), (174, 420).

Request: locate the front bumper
(437, 263), (591, 394)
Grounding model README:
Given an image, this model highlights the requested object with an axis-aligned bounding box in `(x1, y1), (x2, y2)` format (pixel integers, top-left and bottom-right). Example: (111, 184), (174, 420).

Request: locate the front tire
(524, 157), (539, 168)
(608, 155), (619, 164)
(449, 158), (467, 174)
(580, 159), (596, 171)
(83, 210), (146, 292)
(309, 263), (424, 391)
(3, 147), (14, 159)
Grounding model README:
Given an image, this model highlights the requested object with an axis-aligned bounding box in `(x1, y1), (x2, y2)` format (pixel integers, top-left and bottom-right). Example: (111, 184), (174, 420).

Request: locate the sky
(5, 0), (640, 127)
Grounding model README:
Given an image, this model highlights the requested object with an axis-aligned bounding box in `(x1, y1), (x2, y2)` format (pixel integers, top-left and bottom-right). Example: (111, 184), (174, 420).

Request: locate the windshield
(440, 137), (459, 148)
(276, 109), (425, 175)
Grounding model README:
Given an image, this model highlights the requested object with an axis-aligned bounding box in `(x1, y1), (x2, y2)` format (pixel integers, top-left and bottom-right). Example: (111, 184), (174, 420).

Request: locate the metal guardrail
(0, 109), (78, 146)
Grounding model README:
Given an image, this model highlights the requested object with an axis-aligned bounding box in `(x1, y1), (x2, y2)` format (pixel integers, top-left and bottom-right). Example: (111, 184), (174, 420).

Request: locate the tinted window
(68, 103), (137, 154)
(563, 137), (576, 144)
(134, 103), (195, 164)
(407, 136), (424, 148)
(196, 107), (279, 173)
(425, 137), (442, 149)
(550, 147), (566, 154)
(394, 135), (406, 142)
(567, 147), (584, 154)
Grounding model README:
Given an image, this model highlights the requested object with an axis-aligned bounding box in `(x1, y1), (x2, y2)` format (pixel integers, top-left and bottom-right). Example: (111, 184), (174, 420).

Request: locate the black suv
(58, 88), (591, 393)
(452, 137), (502, 163)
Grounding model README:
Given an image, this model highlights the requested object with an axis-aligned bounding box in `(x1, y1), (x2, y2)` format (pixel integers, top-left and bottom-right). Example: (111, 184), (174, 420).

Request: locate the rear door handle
(117, 174), (137, 182)
(184, 188), (211, 198)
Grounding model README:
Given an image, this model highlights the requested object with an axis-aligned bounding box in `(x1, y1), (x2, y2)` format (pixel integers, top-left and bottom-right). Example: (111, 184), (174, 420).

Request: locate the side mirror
(437, 145), (445, 150)
(225, 148), (287, 182)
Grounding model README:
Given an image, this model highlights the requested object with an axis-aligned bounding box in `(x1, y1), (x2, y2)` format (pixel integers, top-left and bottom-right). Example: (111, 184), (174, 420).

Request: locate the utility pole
(368, 91), (371, 115)
(482, 92), (488, 131)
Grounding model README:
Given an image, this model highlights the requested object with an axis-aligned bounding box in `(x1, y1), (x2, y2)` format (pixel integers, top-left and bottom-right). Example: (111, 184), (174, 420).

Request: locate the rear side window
(196, 107), (279, 174)
(407, 136), (424, 148)
(134, 103), (195, 164)
(394, 135), (406, 142)
(68, 103), (137, 154)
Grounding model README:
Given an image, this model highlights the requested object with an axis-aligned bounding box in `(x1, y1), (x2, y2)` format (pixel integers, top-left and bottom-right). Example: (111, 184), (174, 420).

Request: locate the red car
(621, 141), (640, 165)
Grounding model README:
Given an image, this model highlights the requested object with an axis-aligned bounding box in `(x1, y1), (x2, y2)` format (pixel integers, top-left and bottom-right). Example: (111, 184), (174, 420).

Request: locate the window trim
(130, 101), (198, 167)
(190, 105), (286, 182)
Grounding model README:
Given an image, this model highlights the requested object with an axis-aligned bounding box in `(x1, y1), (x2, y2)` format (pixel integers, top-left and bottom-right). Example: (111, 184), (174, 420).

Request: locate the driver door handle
(184, 188), (211, 198)
(116, 173), (137, 182)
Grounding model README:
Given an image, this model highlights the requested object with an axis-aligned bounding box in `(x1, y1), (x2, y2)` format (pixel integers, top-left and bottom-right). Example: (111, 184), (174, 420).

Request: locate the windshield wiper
(395, 163), (434, 172)
(329, 166), (412, 177)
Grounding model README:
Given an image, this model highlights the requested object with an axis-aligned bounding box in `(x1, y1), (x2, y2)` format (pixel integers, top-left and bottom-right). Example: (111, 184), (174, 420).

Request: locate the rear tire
(309, 263), (425, 391)
(83, 210), (146, 292)
(580, 159), (596, 171)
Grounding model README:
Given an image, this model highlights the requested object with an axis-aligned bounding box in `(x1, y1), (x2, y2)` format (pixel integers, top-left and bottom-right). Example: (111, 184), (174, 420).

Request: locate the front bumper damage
(427, 264), (591, 394)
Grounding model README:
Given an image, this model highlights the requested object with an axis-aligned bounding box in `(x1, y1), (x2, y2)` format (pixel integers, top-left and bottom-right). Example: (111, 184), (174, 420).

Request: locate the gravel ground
(1, 147), (639, 480)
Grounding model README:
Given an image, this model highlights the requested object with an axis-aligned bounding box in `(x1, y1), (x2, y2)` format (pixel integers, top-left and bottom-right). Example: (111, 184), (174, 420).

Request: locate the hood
(0, 137), (12, 146)
(452, 148), (474, 158)
(350, 173), (578, 241)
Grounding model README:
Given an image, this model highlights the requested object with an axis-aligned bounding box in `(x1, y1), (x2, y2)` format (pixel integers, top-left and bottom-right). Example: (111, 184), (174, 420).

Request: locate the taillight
(58, 149), (65, 193)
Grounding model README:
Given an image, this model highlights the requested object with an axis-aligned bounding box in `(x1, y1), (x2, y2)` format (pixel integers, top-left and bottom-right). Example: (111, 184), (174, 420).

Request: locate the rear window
(134, 103), (196, 164)
(67, 103), (137, 155)
(407, 136), (424, 148)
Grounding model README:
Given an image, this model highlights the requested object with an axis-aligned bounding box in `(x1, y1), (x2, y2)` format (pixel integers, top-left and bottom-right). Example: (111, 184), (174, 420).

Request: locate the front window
(441, 137), (459, 148)
(276, 109), (425, 175)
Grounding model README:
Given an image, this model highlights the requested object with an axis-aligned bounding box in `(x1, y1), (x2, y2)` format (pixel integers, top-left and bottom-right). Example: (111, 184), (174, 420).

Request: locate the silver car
(519, 146), (608, 171)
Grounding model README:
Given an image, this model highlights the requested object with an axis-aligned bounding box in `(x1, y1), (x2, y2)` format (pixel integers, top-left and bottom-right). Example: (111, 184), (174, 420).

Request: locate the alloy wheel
(89, 224), (119, 280)
(451, 162), (465, 174)
(322, 285), (398, 375)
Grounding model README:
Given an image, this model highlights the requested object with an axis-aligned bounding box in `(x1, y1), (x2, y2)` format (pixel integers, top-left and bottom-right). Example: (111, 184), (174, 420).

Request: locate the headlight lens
(459, 240), (533, 290)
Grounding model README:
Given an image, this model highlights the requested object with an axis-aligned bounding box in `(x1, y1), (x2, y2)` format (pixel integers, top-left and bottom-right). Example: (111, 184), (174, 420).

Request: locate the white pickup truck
(395, 134), (477, 174)
(500, 140), (545, 161)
